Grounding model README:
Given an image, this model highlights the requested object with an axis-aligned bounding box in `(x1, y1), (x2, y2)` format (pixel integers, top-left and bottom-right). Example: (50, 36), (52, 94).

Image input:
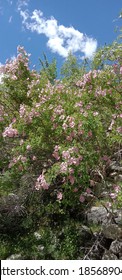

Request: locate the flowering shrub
(0, 40), (122, 215)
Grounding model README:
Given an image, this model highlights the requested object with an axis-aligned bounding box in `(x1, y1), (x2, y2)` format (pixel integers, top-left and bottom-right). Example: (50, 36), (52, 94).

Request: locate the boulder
(102, 250), (118, 260)
(102, 224), (122, 240)
(109, 240), (122, 255)
(87, 206), (108, 224)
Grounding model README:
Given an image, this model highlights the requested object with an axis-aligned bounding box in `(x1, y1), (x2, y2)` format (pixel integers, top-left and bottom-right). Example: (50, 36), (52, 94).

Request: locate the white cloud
(7, 0), (13, 5)
(17, 0), (29, 11)
(9, 15), (12, 23)
(20, 10), (29, 23)
(20, 9), (97, 59)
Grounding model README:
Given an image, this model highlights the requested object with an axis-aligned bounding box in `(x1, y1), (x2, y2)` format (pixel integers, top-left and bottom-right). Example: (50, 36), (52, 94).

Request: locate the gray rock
(87, 206), (108, 224)
(119, 250), (122, 259)
(6, 254), (22, 260)
(109, 240), (122, 255)
(102, 224), (122, 240)
(118, 175), (122, 181)
(102, 250), (118, 260)
(109, 161), (122, 172)
(87, 206), (122, 226)
(113, 210), (122, 225)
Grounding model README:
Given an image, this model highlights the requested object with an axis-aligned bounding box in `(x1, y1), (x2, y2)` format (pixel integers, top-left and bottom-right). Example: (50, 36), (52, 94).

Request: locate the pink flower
(20, 139), (24, 145)
(59, 115), (65, 120)
(36, 173), (49, 190)
(57, 192), (63, 201)
(62, 150), (70, 160)
(106, 202), (112, 208)
(20, 156), (27, 163)
(60, 162), (68, 173)
(68, 167), (74, 174)
(90, 180), (95, 187)
(26, 145), (31, 150)
(116, 127), (122, 134)
(108, 119), (115, 131)
(93, 112), (99, 116)
(79, 195), (85, 203)
(88, 131), (92, 137)
(109, 193), (117, 199)
(53, 123), (58, 129)
(54, 145), (60, 152)
(69, 121), (75, 128)
(62, 122), (68, 130)
(120, 66), (122, 74)
(78, 129), (84, 136)
(113, 185), (121, 193)
(13, 157), (17, 163)
(73, 188), (78, 192)
(52, 151), (60, 160)
(12, 118), (16, 123)
(19, 104), (26, 118)
(35, 182), (41, 190)
(68, 175), (75, 185)
(83, 112), (88, 117)
(2, 125), (18, 138)
(102, 155), (109, 161)
(66, 135), (73, 141)
(32, 156), (37, 161)
(86, 188), (92, 194)
(86, 104), (91, 110)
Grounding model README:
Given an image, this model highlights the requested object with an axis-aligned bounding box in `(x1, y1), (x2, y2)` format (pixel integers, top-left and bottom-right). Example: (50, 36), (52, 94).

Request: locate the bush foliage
(0, 35), (122, 259)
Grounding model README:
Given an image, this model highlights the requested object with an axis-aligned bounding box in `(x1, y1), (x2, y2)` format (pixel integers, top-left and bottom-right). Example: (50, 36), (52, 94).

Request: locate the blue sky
(0, 0), (121, 71)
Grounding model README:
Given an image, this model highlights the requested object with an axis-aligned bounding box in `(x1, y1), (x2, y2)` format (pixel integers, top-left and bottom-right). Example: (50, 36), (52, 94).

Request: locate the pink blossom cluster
(52, 145), (60, 161)
(19, 104), (27, 118)
(106, 185), (121, 208)
(112, 64), (122, 75)
(35, 173), (49, 190)
(39, 81), (54, 96)
(95, 87), (106, 97)
(75, 101), (83, 109)
(76, 71), (92, 88)
(19, 104), (40, 123)
(116, 127), (122, 134)
(8, 155), (27, 168)
(76, 70), (100, 89)
(53, 105), (65, 116)
(1, 46), (30, 80)
(55, 82), (65, 93)
(59, 146), (83, 186)
(57, 191), (63, 201)
(52, 145), (83, 185)
(109, 185), (121, 200)
(27, 76), (40, 97)
(62, 116), (75, 131)
(2, 124), (18, 138)
(66, 131), (77, 141)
